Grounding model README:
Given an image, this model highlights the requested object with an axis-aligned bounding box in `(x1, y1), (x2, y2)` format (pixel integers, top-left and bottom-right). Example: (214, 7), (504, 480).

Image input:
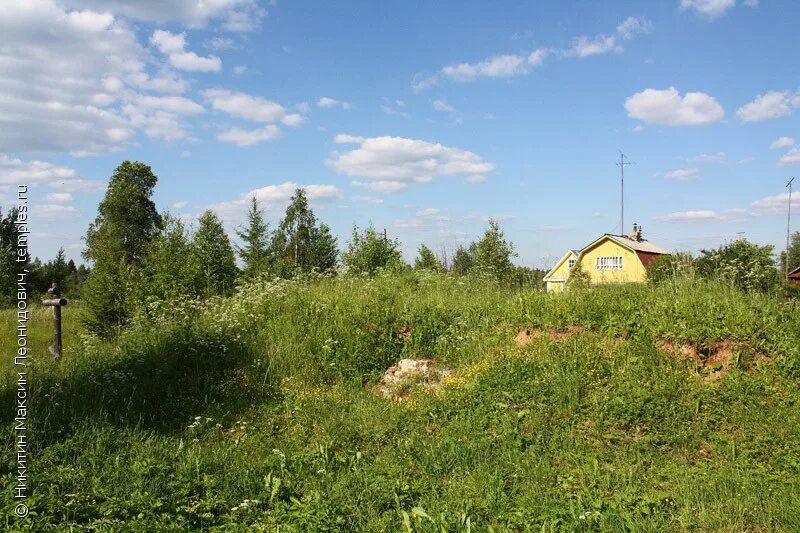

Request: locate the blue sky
(1, 0), (799, 268)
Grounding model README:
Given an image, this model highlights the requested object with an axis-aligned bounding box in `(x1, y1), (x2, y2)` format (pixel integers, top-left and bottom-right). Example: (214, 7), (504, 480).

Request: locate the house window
(568, 259), (576, 268)
(596, 256), (623, 271)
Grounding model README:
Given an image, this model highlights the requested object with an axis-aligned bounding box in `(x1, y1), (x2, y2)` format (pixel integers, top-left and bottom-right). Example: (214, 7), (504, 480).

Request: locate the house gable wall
(579, 238), (646, 284)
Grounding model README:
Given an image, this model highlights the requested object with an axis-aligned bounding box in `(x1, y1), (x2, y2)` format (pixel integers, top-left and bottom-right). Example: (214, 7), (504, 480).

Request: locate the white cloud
(661, 167), (701, 180)
(655, 210), (719, 222)
(752, 192), (799, 214)
(210, 181), (342, 222)
(432, 100), (456, 113)
(44, 192), (73, 202)
(66, 0), (265, 31)
(38, 204), (78, 221)
(317, 97), (351, 109)
(679, 0), (736, 18)
(50, 179), (106, 192)
(616, 16), (653, 39)
(688, 152), (726, 163)
(205, 36), (235, 50)
(736, 90), (800, 122)
(778, 147), (800, 166)
(204, 89), (294, 122)
(625, 87), (724, 126)
(352, 196), (384, 205)
(233, 65), (248, 75)
(217, 125), (281, 146)
(172, 201), (188, 209)
(135, 95), (205, 115)
(329, 135), (494, 193)
(465, 174), (487, 184)
(564, 35), (621, 58)
(771, 137), (796, 149)
(414, 17), (649, 91)
(351, 180), (409, 193)
(0, 154), (77, 186)
(151, 30), (221, 72)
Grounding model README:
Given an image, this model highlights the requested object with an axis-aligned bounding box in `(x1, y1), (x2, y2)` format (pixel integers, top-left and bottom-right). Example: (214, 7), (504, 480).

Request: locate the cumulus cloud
(151, 30), (221, 72)
(0, 155), (78, 186)
(44, 192), (73, 202)
(204, 89), (296, 123)
(317, 97), (351, 109)
(66, 0), (266, 31)
(625, 87), (724, 126)
(771, 137), (796, 149)
(328, 135), (494, 193)
(209, 181), (342, 223)
(0, 1), (226, 153)
(38, 204), (78, 221)
(680, 0), (757, 18)
(216, 125), (281, 146)
(778, 147), (800, 166)
(752, 192), (799, 214)
(736, 90), (800, 122)
(564, 35), (621, 58)
(660, 167), (701, 180)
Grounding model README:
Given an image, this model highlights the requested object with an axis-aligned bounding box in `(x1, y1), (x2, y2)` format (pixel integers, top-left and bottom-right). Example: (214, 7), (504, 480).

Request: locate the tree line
(70, 161), (541, 335)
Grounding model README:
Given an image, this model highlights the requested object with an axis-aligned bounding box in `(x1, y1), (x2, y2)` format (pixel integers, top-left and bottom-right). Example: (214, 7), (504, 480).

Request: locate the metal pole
(621, 152), (624, 236)
(787, 177), (795, 280)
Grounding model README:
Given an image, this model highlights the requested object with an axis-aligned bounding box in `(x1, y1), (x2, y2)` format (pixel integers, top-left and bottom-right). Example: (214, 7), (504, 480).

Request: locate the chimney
(637, 224), (643, 241)
(629, 223), (639, 241)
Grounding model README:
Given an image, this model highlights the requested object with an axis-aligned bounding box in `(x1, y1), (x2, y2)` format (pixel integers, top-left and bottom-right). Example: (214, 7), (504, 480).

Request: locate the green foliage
(451, 243), (476, 276)
(192, 210), (238, 297)
(510, 265), (546, 290)
(268, 188), (338, 277)
(779, 230), (800, 276)
(696, 238), (780, 292)
(82, 161), (162, 334)
(565, 259), (591, 289)
(235, 196), (271, 279)
(342, 224), (404, 274)
(2, 276), (800, 530)
(413, 244), (443, 271)
(131, 215), (201, 307)
(0, 207), (28, 306)
(647, 251), (695, 284)
(471, 219), (516, 281)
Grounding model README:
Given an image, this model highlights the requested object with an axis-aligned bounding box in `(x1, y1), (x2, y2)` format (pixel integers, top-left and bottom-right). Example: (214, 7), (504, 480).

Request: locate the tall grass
(1, 274), (799, 530)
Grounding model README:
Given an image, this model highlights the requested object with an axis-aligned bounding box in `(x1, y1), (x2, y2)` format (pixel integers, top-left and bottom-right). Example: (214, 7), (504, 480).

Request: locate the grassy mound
(2, 275), (799, 530)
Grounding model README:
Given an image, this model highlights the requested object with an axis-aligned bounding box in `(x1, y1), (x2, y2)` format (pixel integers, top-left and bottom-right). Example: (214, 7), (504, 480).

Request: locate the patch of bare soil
(514, 325), (586, 347)
(658, 339), (747, 382)
(376, 359), (453, 402)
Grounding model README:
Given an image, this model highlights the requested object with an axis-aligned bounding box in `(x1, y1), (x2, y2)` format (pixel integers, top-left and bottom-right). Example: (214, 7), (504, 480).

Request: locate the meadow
(2, 274), (800, 531)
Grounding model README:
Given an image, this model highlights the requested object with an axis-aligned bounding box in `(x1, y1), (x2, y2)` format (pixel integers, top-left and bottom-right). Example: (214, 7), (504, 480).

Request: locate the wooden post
(42, 282), (67, 361)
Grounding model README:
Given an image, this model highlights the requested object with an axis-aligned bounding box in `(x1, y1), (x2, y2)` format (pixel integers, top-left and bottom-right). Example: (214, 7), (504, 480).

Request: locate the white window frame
(595, 256), (623, 271)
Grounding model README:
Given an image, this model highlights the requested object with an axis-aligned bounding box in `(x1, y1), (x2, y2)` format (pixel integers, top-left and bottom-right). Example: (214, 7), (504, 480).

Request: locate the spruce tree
(414, 244), (443, 271)
(192, 210), (238, 296)
(235, 196), (271, 279)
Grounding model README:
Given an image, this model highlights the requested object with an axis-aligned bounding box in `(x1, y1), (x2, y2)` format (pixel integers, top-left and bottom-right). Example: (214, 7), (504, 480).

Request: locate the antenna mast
(787, 177), (795, 280)
(617, 152), (633, 235)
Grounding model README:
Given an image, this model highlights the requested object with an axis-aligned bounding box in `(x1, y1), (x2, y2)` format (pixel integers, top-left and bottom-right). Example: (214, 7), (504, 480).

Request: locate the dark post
(42, 282), (68, 361)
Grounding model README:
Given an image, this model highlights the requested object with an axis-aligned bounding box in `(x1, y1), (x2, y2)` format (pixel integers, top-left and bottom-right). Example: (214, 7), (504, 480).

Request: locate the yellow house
(545, 224), (668, 291)
(543, 249), (580, 293)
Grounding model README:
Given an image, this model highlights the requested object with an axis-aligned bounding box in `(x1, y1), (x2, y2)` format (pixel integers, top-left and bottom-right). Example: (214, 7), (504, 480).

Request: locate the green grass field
(2, 274), (800, 531)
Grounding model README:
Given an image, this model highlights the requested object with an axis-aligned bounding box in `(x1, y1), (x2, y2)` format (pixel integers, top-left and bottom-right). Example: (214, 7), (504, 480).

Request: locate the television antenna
(786, 177), (795, 280)
(616, 152), (634, 235)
